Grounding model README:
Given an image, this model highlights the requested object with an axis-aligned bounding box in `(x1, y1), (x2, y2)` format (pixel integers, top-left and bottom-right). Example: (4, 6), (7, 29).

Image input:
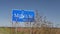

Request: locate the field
(0, 27), (60, 34)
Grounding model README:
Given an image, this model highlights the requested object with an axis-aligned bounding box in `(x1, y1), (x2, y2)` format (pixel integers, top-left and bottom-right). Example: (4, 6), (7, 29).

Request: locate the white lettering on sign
(14, 13), (24, 18)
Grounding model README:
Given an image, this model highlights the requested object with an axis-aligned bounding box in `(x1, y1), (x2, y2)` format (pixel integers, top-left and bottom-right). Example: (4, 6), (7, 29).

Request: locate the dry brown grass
(0, 27), (60, 34)
(16, 27), (60, 34)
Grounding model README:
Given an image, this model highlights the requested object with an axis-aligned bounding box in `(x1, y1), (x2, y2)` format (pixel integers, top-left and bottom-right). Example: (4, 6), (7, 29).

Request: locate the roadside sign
(12, 10), (35, 22)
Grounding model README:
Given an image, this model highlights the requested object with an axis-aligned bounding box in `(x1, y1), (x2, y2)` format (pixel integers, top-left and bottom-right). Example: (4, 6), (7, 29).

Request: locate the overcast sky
(0, 0), (60, 27)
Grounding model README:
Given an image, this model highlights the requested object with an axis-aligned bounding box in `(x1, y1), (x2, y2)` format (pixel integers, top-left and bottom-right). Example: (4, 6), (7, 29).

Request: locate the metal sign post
(15, 16), (18, 34)
(30, 22), (32, 34)
(15, 22), (17, 34)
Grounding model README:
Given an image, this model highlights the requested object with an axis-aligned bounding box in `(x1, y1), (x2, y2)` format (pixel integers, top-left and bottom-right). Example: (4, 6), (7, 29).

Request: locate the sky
(0, 0), (60, 27)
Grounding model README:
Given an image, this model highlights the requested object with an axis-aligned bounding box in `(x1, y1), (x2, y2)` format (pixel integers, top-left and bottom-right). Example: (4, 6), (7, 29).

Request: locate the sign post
(12, 9), (35, 34)
(15, 22), (17, 34)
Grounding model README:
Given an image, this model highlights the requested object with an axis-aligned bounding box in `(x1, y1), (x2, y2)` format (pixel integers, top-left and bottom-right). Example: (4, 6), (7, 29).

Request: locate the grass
(0, 27), (10, 34)
(0, 27), (60, 34)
